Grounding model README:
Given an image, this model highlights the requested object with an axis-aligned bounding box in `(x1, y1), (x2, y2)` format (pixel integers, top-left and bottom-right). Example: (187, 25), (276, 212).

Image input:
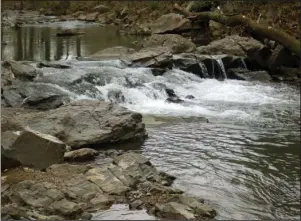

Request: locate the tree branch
(174, 3), (300, 57)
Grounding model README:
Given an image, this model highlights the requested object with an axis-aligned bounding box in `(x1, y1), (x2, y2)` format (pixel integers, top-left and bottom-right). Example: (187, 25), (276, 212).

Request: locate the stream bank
(1, 8), (300, 220)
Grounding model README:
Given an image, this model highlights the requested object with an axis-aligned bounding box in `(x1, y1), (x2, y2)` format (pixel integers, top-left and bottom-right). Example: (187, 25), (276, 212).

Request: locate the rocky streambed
(1, 134), (216, 220)
(1, 98), (216, 220)
(1, 11), (300, 220)
(1, 151), (216, 220)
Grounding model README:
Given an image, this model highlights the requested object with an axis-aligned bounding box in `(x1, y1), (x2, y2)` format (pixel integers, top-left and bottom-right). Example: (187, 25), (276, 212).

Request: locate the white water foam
(92, 67), (299, 122)
(40, 60), (299, 123)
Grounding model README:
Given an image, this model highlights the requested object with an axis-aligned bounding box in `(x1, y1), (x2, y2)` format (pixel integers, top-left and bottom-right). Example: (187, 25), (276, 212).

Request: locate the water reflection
(1, 21), (142, 61)
(142, 121), (300, 220)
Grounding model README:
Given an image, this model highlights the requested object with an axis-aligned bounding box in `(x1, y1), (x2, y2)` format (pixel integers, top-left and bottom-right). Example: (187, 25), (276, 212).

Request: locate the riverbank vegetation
(2, 0), (300, 39)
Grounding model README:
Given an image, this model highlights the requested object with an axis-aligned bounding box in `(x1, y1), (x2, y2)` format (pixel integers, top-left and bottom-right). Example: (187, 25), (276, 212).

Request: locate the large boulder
(172, 54), (209, 78)
(267, 45), (300, 70)
(143, 34), (196, 54)
(88, 46), (136, 60)
(2, 60), (41, 81)
(197, 35), (264, 56)
(1, 128), (66, 170)
(1, 66), (15, 88)
(1, 61), (42, 82)
(85, 12), (100, 22)
(270, 67), (301, 85)
(1, 100), (147, 148)
(197, 35), (271, 68)
(2, 82), (72, 110)
(124, 46), (173, 69)
(92, 5), (109, 14)
(150, 13), (191, 34)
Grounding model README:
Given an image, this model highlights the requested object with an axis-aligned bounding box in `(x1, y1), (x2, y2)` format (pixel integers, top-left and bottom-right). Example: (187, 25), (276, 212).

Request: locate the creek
(2, 21), (300, 220)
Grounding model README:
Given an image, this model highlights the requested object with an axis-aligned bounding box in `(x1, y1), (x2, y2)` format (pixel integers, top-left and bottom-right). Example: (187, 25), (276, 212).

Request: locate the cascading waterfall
(241, 58), (248, 69)
(215, 58), (227, 79)
(199, 62), (209, 78)
(211, 59), (215, 78)
(37, 59), (300, 124)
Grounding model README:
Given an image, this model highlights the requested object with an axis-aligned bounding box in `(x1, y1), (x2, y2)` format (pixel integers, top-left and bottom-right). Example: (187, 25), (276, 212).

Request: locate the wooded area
(174, 3), (300, 57)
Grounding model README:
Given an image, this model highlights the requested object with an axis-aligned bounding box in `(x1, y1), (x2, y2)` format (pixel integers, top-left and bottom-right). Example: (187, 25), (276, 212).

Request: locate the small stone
(185, 95), (195, 99)
(90, 195), (114, 209)
(129, 200), (143, 210)
(80, 212), (92, 220)
(64, 148), (98, 162)
(50, 199), (81, 216)
(161, 180), (169, 186)
(155, 202), (195, 220)
(82, 192), (96, 201)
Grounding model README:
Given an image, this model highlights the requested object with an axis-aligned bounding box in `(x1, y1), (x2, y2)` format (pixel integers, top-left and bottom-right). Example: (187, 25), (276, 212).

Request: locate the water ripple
(142, 120), (300, 220)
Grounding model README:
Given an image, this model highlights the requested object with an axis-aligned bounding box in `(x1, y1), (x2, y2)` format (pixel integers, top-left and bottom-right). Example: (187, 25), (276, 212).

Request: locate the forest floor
(2, 1), (300, 39)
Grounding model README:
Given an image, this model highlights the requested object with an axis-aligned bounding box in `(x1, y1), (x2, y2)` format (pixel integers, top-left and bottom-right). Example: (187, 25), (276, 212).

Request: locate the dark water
(1, 21), (141, 61)
(142, 120), (300, 220)
(2, 21), (300, 220)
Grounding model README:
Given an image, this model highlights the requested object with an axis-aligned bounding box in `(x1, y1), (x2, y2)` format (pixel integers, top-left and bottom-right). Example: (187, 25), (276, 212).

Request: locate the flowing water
(2, 22), (300, 220)
(212, 56), (227, 80)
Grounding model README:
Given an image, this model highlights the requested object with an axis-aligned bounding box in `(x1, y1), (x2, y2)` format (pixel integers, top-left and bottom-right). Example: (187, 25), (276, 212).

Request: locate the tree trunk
(185, 1), (195, 12)
(174, 3), (300, 57)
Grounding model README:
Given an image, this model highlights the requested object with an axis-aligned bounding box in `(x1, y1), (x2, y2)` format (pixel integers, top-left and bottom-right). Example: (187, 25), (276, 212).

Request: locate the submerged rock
(37, 62), (71, 69)
(166, 97), (184, 103)
(197, 35), (271, 68)
(270, 67), (301, 86)
(227, 68), (272, 82)
(107, 89), (126, 103)
(2, 100), (147, 148)
(165, 88), (184, 103)
(185, 95), (195, 99)
(56, 29), (85, 36)
(142, 115), (209, 126)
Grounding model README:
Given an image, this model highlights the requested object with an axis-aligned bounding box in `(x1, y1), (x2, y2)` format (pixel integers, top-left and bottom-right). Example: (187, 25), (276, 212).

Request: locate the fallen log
(174, 3), (300, 57)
